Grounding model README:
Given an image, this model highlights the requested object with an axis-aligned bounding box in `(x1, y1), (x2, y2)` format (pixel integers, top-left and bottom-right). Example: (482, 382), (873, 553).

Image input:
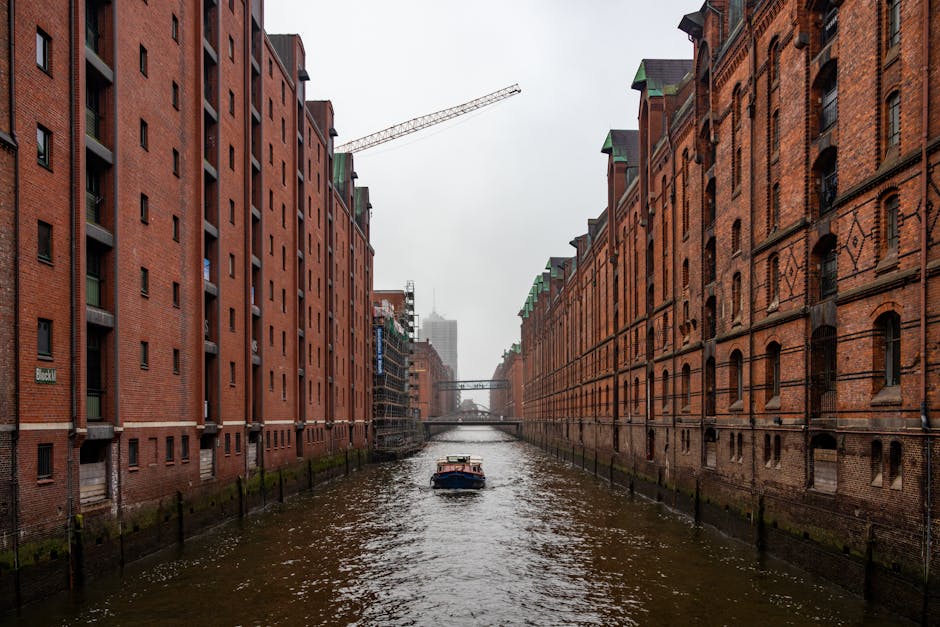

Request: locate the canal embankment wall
(0, 447), (368, 612)
(526, 429), (938, 625)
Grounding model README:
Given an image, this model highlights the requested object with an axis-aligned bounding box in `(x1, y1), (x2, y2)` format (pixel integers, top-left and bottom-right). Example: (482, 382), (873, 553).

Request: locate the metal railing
(87, 389), (104, 421)
(820, 91), (838, 131)
(86, 275), (101, 307)
(86, 191), (102, 224)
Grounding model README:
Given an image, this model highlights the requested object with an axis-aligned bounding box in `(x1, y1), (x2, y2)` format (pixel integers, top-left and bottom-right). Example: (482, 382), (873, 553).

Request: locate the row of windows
(35, 423), (346, 481)
(129, 435), (190, 467)
(580, 314), (900, 417)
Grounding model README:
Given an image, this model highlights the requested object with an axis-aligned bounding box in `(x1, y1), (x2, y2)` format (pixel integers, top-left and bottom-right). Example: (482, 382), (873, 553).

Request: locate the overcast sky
(265, 1), (700, 406)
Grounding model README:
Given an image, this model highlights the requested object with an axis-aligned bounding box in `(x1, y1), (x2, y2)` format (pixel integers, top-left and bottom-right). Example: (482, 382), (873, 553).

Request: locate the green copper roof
(333, 153), (347, 189)
(631, 59), (693, 95)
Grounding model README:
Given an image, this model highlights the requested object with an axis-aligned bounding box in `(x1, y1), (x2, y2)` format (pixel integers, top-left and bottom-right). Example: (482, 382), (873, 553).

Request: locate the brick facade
(490, 344), (523, 418)
(411, 340), (456, 419)
(1, 0), (374, 606)
(514, 1), (939, 619)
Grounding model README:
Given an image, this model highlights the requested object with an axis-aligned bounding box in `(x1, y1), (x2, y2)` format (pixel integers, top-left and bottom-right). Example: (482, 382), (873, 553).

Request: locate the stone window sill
(766, 299), (779, 314)
(729, 399), (744, 412)
(883, 45), (900, 68)
(875, 253), (898, 275)
(871, 385), (901, 406)
(765, 396), (781, 411)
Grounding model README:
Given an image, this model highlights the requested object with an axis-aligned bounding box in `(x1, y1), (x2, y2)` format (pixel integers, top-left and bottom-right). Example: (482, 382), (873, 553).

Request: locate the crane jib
(334, 84), (522, 154)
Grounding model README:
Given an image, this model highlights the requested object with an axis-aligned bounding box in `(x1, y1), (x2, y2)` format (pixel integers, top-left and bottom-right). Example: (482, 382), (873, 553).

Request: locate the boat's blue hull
(431, 471), (485, 489)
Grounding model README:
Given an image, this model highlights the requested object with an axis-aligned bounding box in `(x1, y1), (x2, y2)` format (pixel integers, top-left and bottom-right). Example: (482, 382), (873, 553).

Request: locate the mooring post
(864, 523), (875, 600)
(176, 490), (184, 544)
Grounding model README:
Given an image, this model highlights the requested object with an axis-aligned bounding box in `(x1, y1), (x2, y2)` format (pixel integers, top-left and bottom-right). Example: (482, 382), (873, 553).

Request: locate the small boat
(431, 455), (485, 489)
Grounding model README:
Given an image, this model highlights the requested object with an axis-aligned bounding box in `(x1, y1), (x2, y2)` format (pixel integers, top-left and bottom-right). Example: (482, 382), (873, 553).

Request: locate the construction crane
(335, 84), (521, 154)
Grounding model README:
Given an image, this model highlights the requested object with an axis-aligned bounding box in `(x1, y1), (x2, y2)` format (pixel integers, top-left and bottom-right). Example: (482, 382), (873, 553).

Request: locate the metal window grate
(38, 443), (53, 479)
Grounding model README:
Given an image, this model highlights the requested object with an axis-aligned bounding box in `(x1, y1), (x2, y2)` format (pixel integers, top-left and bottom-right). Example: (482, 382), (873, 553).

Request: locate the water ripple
(12, 427), (905, 626)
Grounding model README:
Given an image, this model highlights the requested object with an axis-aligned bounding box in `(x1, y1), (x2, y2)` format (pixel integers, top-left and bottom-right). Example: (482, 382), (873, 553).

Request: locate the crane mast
(335, 84), (521, 154)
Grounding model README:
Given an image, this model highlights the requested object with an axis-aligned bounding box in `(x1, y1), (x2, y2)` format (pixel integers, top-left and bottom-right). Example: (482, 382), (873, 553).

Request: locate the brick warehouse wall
(0, 0), (375, 609)
(513, 0), (939, 622)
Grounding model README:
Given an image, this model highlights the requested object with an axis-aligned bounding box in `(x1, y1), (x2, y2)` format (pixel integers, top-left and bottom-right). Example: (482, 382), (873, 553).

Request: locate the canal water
(15, 427), (903, 626)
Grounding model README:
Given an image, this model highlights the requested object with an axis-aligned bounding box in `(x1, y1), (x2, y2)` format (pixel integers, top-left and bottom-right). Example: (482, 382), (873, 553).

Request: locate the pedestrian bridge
(423, 410), (522, 438)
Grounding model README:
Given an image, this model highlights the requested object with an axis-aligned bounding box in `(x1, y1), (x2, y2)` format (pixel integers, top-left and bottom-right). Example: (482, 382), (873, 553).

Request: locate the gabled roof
(601, 129), (640, 165)
(631, 59), (694, 95)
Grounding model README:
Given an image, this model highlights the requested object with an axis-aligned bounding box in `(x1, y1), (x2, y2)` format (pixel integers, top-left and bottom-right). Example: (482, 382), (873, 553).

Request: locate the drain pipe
(7, 0), (21, 605)
(66, 0), (77, 590)
(919, 0), (932, 603)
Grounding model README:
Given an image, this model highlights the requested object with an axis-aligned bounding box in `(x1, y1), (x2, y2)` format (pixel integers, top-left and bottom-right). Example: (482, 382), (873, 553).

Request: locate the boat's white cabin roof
(436, 455), (483, 464)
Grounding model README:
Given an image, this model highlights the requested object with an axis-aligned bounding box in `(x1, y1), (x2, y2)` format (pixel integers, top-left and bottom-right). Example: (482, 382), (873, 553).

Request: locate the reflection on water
(15, 427), (902, 626)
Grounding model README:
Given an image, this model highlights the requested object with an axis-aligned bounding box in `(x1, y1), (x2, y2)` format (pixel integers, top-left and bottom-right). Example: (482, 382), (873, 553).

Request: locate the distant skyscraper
(420, 310), (458, 380)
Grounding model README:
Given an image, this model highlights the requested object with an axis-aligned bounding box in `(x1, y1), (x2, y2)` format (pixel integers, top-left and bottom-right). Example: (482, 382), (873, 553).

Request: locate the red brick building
(1, 0), (374, 604)
(490, 343), (523, 417)
(411, 340), (456, 419)
(514, 1), (938, 618)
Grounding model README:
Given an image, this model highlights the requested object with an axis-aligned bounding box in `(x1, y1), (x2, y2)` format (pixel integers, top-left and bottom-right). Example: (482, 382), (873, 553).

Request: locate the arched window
(732, 219), (741, 253)
(682, 151), (690, 236)
(704, 238), (716, 284)
(705, 357), (716, 416)
(730, 350), (744, 406)
(771, 110), (780, 154)
(884, 195), (900, 254)
(770, 182), (780, 232)
(871, 439), (884, 486)
(682, 259), (689, 289)
(732, 86), (742, 189)
(682, 301), (690, 340)
(731, 273), (742, 321)
(662, 370), (670, 410)
(648, 371), (656, 420)
(815, 61), (839, 133)
(766, 342), (781, 402)
(681, 363), (691, 409)
(728, 0), (743, 29)
(888, 441), (902, 489)
(816, 147), (839, 216)
(886, 0), (901, 48)
(661, 175), (668, 214)
(817, 0), (839, 48)
(813, 235), (838, 300)
(705, 296), (717, 340)
(769, 40), (780, 84)
(886, 91), (901, 149)
(768, 254), (780, 306)
(811, 433), (838, 493)
(875, 311), (902, 388)
(736, 433), (743, 462)
(704, 179), (716, 225)
(662, 312), (669, 348)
